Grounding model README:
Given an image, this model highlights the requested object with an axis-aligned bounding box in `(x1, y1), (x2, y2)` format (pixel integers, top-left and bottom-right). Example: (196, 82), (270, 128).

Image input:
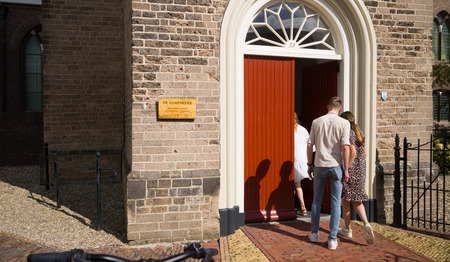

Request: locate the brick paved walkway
(0, 220), (438, 261)
(0, 233), (55, 262)
(241, 220), (433, 261)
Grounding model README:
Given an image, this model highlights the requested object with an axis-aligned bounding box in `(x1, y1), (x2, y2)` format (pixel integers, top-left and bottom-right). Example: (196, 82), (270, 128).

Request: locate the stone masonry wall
(126, 0), (228, 243)
(125, 0), (438, 239)
(41, 0), (124, 179)
(123, 0), (134, 206)
(365, 0), (434, 223)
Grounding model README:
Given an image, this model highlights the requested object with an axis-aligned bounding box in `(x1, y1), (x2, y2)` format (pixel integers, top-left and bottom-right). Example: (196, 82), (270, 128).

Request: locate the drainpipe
(0, 5), (7, 111)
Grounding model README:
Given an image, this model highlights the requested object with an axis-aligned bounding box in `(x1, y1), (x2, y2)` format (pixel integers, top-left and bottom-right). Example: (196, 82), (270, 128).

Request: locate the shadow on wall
(265, 161), (294, 221)
(244, 159), (271, 222)
(375, 149), (393, 224)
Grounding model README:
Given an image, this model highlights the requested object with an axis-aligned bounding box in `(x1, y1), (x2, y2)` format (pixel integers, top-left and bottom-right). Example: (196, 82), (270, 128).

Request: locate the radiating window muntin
(246, 2), (334, 50)
(25, 31), (42, 112)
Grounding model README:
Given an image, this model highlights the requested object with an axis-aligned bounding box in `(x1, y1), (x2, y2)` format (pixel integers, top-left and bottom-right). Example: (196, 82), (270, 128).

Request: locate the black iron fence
(393, 133), (449, 233)
(43, 143), (119, 230)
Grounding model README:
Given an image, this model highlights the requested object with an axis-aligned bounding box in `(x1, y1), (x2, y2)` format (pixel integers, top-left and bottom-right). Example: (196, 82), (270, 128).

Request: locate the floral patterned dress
(342, 129), (368, 202)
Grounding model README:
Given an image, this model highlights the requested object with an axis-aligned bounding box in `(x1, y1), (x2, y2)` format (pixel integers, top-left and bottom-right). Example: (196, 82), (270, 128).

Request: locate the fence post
(96, 152), (102, 231)
(444, 130), (447, 232)
(52, 148), (61, 209)
(402, 137), (408, 228)
(44, 143), (49, 191)
(393, 134), (402, 227)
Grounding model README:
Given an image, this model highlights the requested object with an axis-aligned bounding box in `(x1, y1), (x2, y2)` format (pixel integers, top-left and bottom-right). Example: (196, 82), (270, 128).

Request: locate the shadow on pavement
(0, 165), (126, 242)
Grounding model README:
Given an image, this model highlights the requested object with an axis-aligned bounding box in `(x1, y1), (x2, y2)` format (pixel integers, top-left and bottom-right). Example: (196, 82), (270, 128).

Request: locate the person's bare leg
(352, 201), (368, 224)
(353, 201), (375, 244)
(295, 181), (306, 213)
(341, 199), (351, 229)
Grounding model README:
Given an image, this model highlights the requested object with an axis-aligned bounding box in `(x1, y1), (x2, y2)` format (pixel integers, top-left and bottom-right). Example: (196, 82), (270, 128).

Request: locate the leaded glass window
(433, 22), (439, 60)
(433, 12), (450, 61)
(442, 22), (449, 60)
(25, 31), (42, 111)
(246, 2), (334, 50)
(433, 92), (449, 122)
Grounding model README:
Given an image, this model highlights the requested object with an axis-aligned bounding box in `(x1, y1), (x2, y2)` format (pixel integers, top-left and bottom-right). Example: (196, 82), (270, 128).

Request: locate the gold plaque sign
(158, 98), (196, 119)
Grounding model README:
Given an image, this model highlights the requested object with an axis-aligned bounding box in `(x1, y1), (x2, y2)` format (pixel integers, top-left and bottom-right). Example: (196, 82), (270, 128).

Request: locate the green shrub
(433, 137), (450, 174)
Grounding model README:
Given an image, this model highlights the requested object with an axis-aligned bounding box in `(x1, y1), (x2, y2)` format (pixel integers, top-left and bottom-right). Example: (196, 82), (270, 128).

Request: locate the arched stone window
(433, 12), (450, 61)
(432, 11), (450, 122)
(22, 27), (42, 111)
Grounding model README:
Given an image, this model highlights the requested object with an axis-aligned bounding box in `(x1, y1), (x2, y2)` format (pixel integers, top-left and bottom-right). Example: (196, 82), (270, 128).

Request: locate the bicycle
(27, 242), (218, 262)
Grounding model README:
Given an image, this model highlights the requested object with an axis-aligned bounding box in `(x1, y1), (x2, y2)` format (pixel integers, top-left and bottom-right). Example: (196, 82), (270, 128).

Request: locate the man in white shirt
(306, 96), (350, 251)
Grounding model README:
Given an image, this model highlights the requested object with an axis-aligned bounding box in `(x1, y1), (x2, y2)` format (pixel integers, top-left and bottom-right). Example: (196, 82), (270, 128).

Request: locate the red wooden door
(300, 61), (338, 213)
(244, 55), (296, 223)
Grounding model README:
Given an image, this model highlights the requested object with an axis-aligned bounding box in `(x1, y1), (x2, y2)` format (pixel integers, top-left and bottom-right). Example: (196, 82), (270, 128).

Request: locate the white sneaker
(308, 232), (318, 242)
(328, 239), (338, 250)
(338, 227), (353, 238)
(364, 223), (375, 244)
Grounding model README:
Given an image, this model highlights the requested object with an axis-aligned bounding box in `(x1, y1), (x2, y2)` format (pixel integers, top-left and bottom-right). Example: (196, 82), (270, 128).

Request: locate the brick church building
(1, 0), (449, 244)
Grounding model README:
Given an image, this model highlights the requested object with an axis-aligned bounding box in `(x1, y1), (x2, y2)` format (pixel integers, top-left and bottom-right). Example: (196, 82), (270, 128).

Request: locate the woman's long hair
(340, 111), (365, 146)
(294, 112), (300, 132)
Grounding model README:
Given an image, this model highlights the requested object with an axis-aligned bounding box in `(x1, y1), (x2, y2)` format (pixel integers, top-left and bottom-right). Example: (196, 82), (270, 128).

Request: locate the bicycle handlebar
(27, 243), (218, 262)
(27, 249), (87, 262)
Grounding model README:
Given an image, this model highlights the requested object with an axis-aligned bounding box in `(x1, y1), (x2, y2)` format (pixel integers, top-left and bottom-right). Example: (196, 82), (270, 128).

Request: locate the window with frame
(432, 12), (450, 122)
(23, 28), (42, 112)
(433, 91), (449, 122)
(433, 12), (450, 61)
(246, 2), (334, 51)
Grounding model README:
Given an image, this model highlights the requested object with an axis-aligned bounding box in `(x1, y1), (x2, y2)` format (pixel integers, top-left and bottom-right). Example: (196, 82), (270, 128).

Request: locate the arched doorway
(219, 0), (377, 229)
(243, 2), (343, 220)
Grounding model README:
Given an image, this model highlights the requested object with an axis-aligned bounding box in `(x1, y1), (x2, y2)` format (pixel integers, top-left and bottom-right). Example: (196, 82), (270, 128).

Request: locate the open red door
(300, 61), (338, 213)
(244, 55), (296, 223)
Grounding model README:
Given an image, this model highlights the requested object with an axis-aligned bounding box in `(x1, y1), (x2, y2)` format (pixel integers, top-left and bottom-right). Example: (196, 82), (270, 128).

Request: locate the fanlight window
(246, 2), (334, 50)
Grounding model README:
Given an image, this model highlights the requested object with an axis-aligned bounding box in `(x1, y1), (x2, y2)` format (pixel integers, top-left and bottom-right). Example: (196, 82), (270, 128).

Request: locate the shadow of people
(244, 159), (271, 223)
(265, 161), (295, 221)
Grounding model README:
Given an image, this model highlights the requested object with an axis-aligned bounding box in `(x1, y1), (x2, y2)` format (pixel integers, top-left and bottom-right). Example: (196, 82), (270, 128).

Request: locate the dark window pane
(25, 33), (42, 111)
(433, 21), (439, 60)
(442, 22), (449, 60)
(433, 93), (450, 122)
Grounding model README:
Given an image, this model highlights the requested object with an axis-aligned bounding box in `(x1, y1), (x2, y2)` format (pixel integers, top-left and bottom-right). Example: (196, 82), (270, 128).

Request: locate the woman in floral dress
(339, 111), (375, 244)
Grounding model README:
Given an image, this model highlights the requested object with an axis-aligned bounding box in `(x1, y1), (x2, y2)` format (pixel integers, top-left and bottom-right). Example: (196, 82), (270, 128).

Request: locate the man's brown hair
(328, 96), (342, 110)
